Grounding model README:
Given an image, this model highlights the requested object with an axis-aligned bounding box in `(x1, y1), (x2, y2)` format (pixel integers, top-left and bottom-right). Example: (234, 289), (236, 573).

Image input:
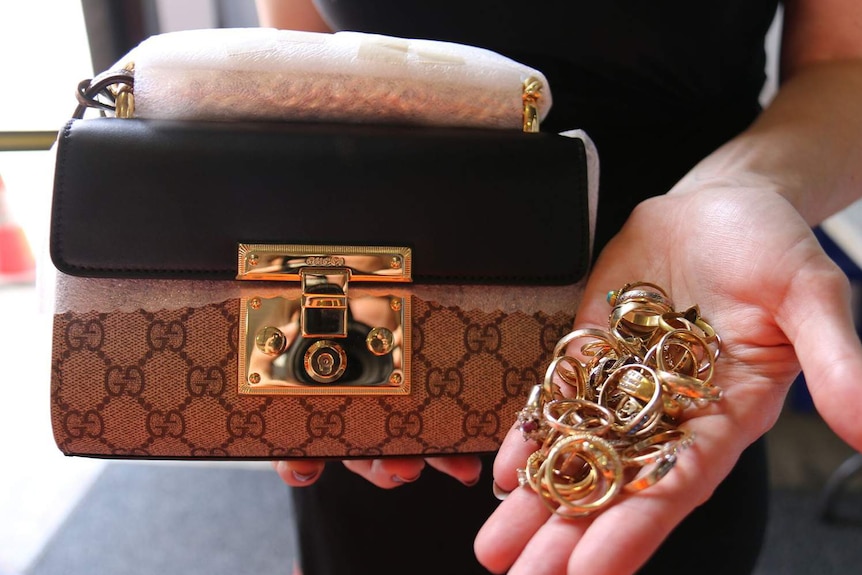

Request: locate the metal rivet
(390, 298), (402, 312)
(255, 326), (287, 356)
(366, 327), (395, 356)
(248, 253), (259, 267)
(249, 373), (261, 384)
(249, 297), (262, 310)
(389, 372), (403, 385)
(390, 256), (401, 270)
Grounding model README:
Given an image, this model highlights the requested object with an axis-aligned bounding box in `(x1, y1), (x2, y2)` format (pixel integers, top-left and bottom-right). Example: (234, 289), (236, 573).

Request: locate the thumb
(778, 264), (862, 452)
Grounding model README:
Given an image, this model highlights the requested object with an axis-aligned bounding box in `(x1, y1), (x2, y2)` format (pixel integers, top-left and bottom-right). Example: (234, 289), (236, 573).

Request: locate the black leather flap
(51, 118), (590, 284)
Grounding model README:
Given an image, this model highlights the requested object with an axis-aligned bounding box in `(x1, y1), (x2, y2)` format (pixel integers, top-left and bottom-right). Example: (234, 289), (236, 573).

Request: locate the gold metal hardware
(366, 327), (395, 356)
(109, 63), (135, 119)
(114, 84), (135, 118)
(255, 326), (288, 356)
(301, 268), (350, 338)
(237, 244), (412, 282)
(522, 77), (543, 133)
(238, 244), (411, 396)
(303, 340), (348, 383)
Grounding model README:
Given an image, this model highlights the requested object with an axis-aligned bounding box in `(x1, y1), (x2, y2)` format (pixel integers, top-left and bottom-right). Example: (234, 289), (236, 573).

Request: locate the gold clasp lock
(237, 244), (412, 396)
(301, 267), (350, 338)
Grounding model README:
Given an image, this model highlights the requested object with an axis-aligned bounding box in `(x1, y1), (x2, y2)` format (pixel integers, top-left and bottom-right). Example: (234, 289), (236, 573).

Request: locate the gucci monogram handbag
(49, 29), (597, 459)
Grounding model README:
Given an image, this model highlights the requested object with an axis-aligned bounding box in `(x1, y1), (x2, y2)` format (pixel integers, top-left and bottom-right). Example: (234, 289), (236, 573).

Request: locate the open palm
(475, 185), (862, 575)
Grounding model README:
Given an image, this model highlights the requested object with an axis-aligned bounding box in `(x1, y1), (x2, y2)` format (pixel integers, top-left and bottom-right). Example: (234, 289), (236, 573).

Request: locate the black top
(292, 4), (778, 574)
(314, 0), (780, 250)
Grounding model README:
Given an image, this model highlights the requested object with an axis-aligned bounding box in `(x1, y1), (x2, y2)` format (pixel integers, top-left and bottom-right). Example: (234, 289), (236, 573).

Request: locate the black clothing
(315, 0), (780, 250)
(294, 443), (768, 575)
(295, 2), (778, 573)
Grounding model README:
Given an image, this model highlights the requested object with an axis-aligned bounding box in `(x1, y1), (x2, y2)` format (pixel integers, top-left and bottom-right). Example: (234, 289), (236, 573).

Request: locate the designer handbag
(49, 28), (597, 460)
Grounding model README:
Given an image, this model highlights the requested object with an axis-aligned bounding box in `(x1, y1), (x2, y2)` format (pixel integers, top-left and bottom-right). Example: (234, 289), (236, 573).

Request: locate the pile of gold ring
(516, 282), (722, 517)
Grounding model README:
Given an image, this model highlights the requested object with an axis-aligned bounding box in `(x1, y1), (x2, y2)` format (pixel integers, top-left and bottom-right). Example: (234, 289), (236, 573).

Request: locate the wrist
(666, 134), (819, 225)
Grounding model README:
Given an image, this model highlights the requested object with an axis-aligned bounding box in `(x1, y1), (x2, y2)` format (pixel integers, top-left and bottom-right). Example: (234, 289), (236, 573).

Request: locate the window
(0, 4), (96, 572)
(0, 0), (92, 248)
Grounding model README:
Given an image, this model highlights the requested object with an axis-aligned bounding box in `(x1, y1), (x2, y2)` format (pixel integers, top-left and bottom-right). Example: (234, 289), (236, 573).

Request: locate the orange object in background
(0, 174), (36, 284)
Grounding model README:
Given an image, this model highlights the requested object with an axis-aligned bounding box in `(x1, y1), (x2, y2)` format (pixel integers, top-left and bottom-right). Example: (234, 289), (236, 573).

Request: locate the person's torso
(312, 0), (781, 249)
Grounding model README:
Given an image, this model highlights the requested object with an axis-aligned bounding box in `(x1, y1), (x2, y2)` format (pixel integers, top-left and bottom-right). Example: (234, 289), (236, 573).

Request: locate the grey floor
(24, 465), (297, 575)
(756, 407), (862, 575)
(766, 406), (859, 491)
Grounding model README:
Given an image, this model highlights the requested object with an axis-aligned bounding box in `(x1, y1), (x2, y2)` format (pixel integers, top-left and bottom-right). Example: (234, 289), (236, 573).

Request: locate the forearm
(255, 0), (331, 31)
(672, 59), (862, 225)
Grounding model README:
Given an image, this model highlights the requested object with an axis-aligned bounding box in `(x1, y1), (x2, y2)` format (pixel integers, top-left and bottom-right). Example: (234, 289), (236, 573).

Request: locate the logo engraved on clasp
(306, 256), (345, 267)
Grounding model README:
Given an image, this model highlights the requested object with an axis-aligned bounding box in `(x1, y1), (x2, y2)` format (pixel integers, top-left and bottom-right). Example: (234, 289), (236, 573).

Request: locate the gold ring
(621, 428), (692, 466)
(553, 328), (621, 360)
(599, 364), (664, 437)
(608, 282), (673, 308)
(543, 433), (623, 517)
(622, 453), (677, 493)
(515, 282), (722, 517)
(655, 329), (715, 383)
(544, 355), (588, 400)
(544, 398), (615, 436)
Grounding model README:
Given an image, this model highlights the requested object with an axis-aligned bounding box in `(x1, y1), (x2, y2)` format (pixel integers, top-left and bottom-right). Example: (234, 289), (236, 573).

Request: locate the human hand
(272, 454), (483, 488)
(475, 184), (862, 575)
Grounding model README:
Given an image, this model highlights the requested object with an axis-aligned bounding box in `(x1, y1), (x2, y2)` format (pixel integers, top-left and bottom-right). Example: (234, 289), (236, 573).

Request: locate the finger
(487, 410), (748, 575)
(566, 496), (684, 575)
(493, 423), (543, 492)
(563, 414), (750, 575)
(474, 487), (556, 574)
(272, 460), (325, 486)
(509, 514), (588, 575)
(342, 457), (426, 488)
(425, 455), (482, 486)
(777, 263), (862, 451)
(495, 464), (702, 575)
(563, 475), (709, 575)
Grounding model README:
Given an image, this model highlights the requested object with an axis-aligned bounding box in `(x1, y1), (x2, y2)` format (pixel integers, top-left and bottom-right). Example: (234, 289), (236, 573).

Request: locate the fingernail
(462, 475), (481, 487)
(292, 469), (320, 483)
(391, 473), (420, 484)
(492, 481), (511, 500)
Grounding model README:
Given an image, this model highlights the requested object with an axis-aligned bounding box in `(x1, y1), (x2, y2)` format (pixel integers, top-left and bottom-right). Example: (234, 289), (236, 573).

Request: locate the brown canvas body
(51, 297), (573, 459)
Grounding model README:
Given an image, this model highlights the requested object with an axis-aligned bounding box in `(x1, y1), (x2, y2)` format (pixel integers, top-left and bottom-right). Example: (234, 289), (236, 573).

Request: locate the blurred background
(0, 2), (860, 574)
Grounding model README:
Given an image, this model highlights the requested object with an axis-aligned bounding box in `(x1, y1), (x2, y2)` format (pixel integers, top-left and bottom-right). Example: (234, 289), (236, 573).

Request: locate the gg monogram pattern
(51, 298), (573, 459)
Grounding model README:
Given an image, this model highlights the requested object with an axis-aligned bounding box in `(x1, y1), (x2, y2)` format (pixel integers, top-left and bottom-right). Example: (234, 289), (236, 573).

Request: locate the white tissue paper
(122, 28), (552, 129)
